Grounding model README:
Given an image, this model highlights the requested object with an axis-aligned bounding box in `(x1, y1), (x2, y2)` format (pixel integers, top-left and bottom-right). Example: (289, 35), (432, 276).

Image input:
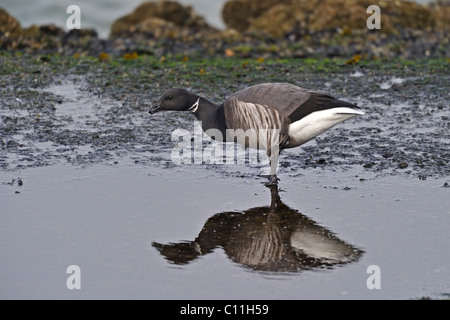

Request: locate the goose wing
(229, 83), (363, 123)
(223, 96), (290, 154)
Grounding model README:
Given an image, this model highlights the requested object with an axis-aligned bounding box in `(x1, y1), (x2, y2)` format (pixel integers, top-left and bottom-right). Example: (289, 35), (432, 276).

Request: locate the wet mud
(1, 58), (448, 181)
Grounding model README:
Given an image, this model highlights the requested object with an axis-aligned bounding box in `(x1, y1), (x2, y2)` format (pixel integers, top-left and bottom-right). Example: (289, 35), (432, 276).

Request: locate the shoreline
(1, 0), (449, 59)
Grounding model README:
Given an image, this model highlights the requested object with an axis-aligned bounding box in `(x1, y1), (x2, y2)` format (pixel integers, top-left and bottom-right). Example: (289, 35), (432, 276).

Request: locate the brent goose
(149, 83), (364, 186)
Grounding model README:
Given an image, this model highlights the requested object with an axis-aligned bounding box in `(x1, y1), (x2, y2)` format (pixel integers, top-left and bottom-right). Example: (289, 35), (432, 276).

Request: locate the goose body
(149, 83), (364, 185)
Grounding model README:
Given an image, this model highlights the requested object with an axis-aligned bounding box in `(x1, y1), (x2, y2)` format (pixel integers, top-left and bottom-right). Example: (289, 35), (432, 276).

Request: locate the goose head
(149, 88), (198, 114)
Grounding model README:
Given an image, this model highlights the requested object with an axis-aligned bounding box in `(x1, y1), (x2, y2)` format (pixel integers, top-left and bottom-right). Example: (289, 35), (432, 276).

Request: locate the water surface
(1, 163), (448, 299)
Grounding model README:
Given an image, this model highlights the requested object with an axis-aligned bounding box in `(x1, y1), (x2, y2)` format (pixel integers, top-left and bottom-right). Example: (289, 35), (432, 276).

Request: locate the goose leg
(268, 184), (281, 210)
(265, 142), (280, 186)
(265, 153), (280, 186)
(264, 130), (283, 187)
(265, 174), (279, 186)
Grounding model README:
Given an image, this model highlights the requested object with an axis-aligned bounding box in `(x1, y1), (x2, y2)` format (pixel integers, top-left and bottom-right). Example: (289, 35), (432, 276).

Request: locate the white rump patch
(290, 229), (356, 263)
(287, 107), (364, 148)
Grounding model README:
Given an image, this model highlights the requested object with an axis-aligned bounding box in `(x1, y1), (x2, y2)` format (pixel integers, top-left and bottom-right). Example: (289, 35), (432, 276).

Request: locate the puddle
(1, 163), (449, 299)
(349, 71), (364, 78)
(379, 77), (405, 90)
(44, 78), (102, 131)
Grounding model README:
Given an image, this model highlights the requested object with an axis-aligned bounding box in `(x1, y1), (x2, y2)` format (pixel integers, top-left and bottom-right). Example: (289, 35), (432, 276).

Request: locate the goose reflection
(152, 186), (363, 273)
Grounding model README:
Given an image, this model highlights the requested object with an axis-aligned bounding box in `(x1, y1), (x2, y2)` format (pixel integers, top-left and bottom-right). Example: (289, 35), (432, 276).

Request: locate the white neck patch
(188, 98), (200, 113)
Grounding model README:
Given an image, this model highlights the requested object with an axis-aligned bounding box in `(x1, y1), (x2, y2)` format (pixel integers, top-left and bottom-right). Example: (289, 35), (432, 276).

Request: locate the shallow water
(1, 162), (449, 299)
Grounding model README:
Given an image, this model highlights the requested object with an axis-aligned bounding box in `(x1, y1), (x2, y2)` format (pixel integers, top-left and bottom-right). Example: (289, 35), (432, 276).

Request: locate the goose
(149, 82), (364, 186)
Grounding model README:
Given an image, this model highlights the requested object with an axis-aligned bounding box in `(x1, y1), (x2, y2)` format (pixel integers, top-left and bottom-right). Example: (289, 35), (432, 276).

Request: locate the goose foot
(265, 175), (279, 186)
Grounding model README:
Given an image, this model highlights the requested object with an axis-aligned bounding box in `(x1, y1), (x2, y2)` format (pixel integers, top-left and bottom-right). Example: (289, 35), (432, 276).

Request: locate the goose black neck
(191, 96), (227, 139)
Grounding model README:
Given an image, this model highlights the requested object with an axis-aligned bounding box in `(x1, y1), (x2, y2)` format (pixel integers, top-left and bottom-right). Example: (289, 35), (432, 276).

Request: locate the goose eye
(166, 96), (173, 100)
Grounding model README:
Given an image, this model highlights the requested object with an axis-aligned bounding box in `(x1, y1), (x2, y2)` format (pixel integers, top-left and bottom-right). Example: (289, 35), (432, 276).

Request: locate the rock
(64, 28), (98, 40)
(307, 0), (368, 33)
(430, 1), (450, 31)
(62, 29), (99, 53)
(0, 8), (22, 36)
(0, 0), (448, 58)
(325, 45), (344, 58)
(20, 25), (41, 37)
(212, 28), (242, 42)
(247, 4), (307, 38)
(222, 0), (447, 37)
(398, 162), (408, 169)
(38, 24), (65, 37)
(110, 0), (213, 37)
(133, 17), (178, 38)
(18, 24), (65, 39)
(222, 0), (297, 32)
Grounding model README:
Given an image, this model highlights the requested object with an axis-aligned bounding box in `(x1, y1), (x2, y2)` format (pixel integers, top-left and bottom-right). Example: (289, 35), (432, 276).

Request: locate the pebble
(398, 162), (408, 169)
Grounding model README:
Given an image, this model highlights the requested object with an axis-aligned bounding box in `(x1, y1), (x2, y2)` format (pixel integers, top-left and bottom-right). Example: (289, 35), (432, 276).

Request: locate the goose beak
(148, 105), (161, 114)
